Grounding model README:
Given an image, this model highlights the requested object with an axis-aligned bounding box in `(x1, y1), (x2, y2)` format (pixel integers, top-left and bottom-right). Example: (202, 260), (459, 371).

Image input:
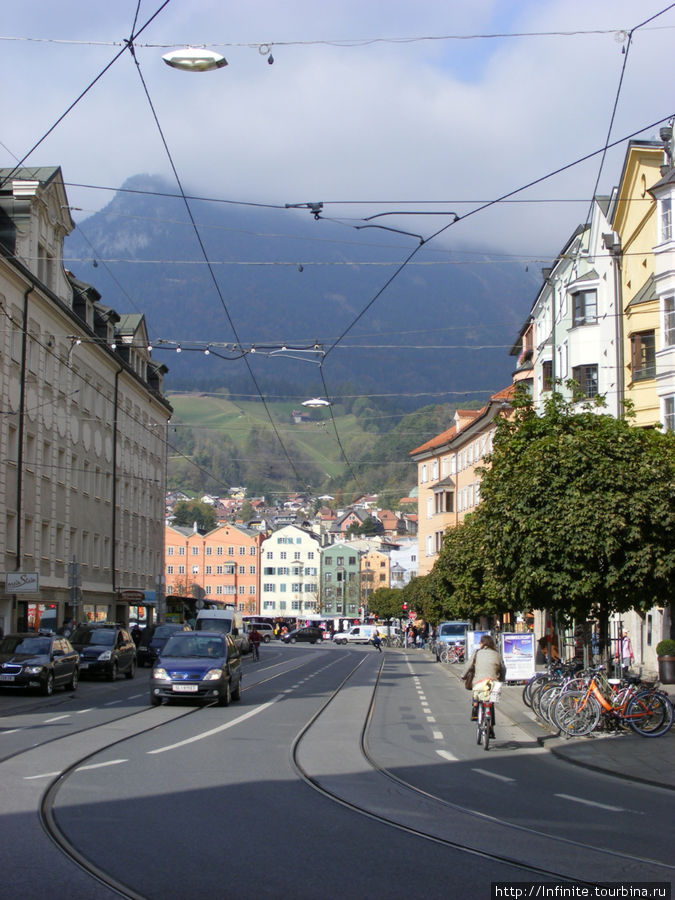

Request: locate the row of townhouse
(409, 133), (675, 667)
(0, 167), (172, 634)
(164, 522), (417, 620)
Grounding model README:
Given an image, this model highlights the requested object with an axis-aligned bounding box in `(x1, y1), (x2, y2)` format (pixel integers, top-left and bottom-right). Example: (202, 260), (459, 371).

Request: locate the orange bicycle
(554, 668), (673, 738)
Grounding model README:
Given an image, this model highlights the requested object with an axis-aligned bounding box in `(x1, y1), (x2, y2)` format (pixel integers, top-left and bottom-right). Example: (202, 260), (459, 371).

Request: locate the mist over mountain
(65, 175), (537, 408)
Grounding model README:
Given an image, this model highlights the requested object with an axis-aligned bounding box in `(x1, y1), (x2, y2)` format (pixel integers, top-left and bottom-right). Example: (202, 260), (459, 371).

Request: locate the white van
(195, 608), (249, 653)
(334, 625), (379, 645)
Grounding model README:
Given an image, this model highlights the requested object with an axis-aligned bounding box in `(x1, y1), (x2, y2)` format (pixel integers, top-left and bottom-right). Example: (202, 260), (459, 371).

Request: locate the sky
(1, 0), (673, 260)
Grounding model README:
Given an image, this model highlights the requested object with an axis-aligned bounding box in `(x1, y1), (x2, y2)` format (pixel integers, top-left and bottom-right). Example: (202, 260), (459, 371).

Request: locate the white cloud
(1, 0), (672, 257)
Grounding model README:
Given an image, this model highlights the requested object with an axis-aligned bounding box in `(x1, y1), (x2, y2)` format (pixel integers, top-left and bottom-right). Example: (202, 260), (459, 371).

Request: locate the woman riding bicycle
(465, 634), (506, 725)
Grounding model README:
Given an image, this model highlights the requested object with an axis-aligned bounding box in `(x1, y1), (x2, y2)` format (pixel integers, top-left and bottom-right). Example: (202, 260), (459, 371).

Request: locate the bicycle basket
(489, 681), (503, 703)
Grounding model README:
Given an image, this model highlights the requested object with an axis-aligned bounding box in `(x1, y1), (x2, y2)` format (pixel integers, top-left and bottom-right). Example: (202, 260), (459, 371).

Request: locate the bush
(655, 639), (675, 657)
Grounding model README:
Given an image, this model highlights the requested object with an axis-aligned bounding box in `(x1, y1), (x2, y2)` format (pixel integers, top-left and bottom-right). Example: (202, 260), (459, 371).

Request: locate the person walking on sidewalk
(616, 630), (634, 673)
(465, 634), (506, 727)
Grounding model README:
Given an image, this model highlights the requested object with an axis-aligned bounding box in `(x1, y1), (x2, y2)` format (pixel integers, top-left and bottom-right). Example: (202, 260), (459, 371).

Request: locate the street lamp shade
(162, 47), (228, 72)
(302, 397), (332, 407)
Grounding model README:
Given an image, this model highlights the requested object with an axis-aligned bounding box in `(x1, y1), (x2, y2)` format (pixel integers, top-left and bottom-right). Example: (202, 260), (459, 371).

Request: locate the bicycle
(250, 641), (260, 661)
(474, 680), (502, 751)
(553, 667), (673, 738)
(440, 642), (465, 664)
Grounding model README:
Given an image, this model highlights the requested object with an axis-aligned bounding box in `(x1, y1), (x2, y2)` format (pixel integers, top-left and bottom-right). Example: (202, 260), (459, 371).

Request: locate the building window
(191, 546), (199, 556)
(630, 331), (656, 381)
(572, 364), (598, 398)
(167, 546), (174, 556)
(572, 289), (597, 326)
(664, 396), (674, 432)
(662, 196), (672, 242)
(663, 297), (675, 347)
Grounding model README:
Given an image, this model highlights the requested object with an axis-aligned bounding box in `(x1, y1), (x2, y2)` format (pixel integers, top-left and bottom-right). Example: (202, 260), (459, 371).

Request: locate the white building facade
(260, 525), (321, 616)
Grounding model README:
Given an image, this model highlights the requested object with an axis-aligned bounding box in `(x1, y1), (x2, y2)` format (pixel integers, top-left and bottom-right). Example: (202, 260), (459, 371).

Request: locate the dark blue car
(150, 631), (242, 707)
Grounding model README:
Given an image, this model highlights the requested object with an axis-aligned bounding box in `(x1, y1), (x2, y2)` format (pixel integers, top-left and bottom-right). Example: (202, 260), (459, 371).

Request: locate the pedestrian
(464, 634), (506, 730)
(249, 626), (261, 661)
(616, 630), (634, 672)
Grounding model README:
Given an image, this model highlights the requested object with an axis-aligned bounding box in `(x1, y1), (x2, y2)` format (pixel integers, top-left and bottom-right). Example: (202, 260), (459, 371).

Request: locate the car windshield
(162, 634), (225, 658)
(153, 625), (180, 639)
(0, 636), (51, 655)
(439, 623), (467, 637)
(71, 627), (115, 647)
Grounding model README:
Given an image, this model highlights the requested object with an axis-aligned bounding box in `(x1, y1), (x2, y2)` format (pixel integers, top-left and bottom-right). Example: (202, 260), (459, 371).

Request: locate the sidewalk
(430, 651), (675, 791)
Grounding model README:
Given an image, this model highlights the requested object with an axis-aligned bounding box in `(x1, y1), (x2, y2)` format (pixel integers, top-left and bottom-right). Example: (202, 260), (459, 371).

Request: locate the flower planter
(658, 655), (675, 685)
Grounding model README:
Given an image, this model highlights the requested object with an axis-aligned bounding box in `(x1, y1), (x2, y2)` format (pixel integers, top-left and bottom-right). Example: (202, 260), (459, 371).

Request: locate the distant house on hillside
(291, 409), (311, 424)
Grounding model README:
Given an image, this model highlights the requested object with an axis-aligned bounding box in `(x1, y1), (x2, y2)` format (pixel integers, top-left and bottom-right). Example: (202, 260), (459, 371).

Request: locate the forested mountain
(64, 175), (537, 498)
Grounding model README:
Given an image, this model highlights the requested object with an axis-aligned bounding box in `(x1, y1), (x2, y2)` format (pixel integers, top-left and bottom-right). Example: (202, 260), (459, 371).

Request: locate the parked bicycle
(440, 642), (465, 664)
(553, 667), (673, 738)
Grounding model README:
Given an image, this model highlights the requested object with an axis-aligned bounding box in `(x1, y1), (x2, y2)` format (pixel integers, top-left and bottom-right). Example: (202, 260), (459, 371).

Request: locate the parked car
(0, 632), (79, 695)
(281, 626), (323, 644)
(70, 623), (136, 681)
(137, 623), (191, 667)
(150, 631), (242, 707)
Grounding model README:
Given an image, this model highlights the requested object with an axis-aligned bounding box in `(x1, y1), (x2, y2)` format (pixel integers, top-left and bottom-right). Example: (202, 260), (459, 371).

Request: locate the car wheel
(125, 659), (136, 680)
(218, 680), (232, 707)
(42, 672), (55, 697)
(231, 678), (241, 702)
(290, 637), (297, 644)
(66, 668), (79, 691)
(108, 661), (119, 682)
(150, 694), (162, 706)
(311, 639), (317, 644)
(263, 636), (271, 643)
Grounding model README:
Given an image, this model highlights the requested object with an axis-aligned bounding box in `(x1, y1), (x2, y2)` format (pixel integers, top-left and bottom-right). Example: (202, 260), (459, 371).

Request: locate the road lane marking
(472, 768), (515, 783)
(554, 793), (624, 811)
(104, 700), (122, 706)
(77, 759), (128, 771)
(76, 708), (93, 714)
(436, 750), (458, 762)
(432, 731), (443, 740)
(148, 696), (282, 754)
(44, 715), (70, 723)
(426, 716), (436, 722)
(2, 729), (20, 734)
(24, 771), (61, 780)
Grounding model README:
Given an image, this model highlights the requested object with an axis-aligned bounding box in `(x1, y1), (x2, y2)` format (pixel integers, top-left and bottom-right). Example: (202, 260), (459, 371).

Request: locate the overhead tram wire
(0, 0), (172, 190)
(126, 39), (304, 486)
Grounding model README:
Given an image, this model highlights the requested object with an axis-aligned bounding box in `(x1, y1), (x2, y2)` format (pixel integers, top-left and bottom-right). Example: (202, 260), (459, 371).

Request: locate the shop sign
(6, 572), (39, 593)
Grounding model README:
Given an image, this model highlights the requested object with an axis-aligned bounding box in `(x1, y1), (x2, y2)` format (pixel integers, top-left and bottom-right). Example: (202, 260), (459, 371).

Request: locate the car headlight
(24, 665), (44, 675)
(153, 667), (171, 681)
(203, 668), (223, 681)
(97, 650), (112, 661)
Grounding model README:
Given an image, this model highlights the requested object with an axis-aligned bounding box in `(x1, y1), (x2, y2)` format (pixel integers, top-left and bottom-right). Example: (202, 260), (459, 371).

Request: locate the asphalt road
(0, 643), (672, 899)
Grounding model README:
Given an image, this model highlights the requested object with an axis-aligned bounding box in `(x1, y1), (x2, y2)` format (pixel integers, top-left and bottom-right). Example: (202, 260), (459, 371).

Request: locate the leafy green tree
(367, 587), (406, 620)
(476, 388), (675, 637)
(172, 499), (218, 532)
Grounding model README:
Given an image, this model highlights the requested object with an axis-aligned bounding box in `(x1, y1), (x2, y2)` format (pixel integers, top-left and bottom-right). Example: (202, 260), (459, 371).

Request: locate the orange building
(165, 523), (263, 614)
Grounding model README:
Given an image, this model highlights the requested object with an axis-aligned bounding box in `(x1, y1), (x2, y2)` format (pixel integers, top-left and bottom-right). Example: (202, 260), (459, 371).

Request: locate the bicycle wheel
(554, 691), (601, 737)
(522, 673), (547, 708)
(531, 678), (557, 721)
(440, 648), (450, 664)
(539, 684), (563, 727)
(625, 690), (674, 737)
(482, 705), (491, 751)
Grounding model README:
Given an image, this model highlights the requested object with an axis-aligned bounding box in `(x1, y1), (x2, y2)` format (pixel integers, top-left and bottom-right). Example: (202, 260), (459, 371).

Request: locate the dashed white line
(426, 716), (436, 723)
(24, 771), (61, 781)
(472, 768), (515, 783)
(432, 730), (444, 740)
(554, 793), (624, 812)
(2, 729), (20, 734)
(436, 749), (458, 762)
(78, 759), (128, 772)
(44, 714), (70, 723)
(76, 708), (93, 714)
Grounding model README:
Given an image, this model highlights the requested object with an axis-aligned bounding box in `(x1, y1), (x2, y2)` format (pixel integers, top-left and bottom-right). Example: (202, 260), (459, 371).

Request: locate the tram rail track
(291, 652), (675, 883)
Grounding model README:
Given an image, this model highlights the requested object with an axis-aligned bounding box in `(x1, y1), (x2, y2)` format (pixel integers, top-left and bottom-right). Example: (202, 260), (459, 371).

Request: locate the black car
(281, 626), (323, 644)
(70, 623), (136, 680)
(0, 632), (79, 695)
(137, 623), (191, 667)
(150, 631), (242, 707)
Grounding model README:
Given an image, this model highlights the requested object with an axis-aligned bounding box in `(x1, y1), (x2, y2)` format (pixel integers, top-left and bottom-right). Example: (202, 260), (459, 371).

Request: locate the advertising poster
(502, 631), (535, 681)
(466, 630), (489, 656)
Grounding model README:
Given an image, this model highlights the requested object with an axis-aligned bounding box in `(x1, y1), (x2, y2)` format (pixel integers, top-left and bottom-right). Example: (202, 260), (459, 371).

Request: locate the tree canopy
(470, 388), (675, 625)
(171, 499), (218, 533)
